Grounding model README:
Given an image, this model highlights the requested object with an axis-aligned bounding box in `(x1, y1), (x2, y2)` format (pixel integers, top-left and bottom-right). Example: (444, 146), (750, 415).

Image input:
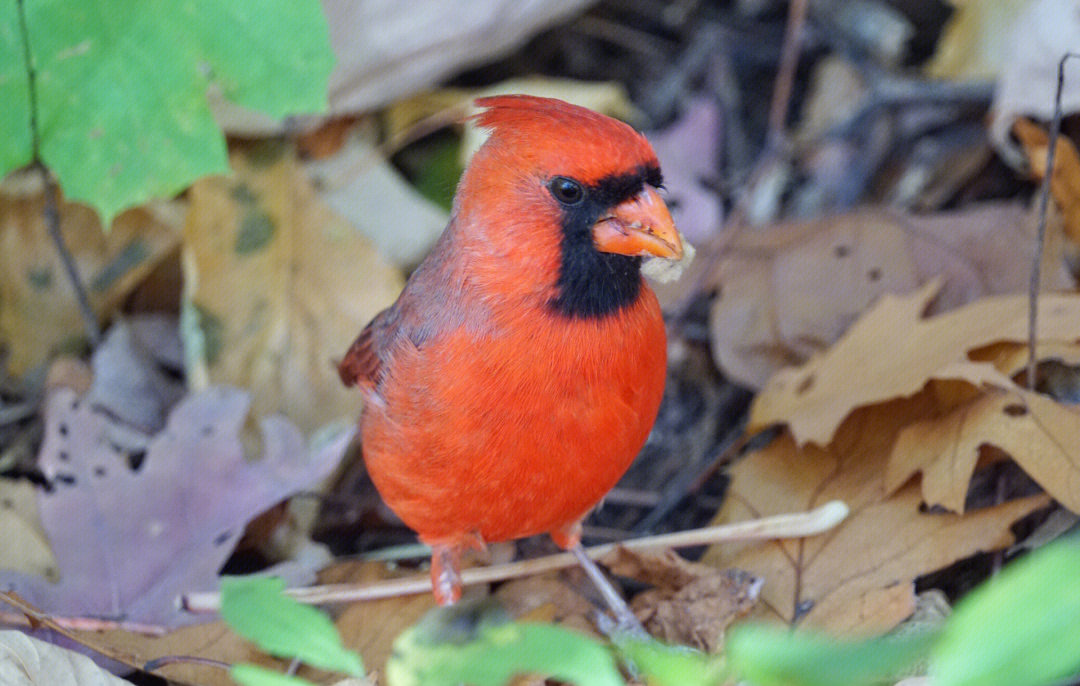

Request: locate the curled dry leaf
(182, 143), (404, 435)
(710, 203), (1071, 389)
(1013, 117), (1080, 247)
(706, 397), (1050, 634)
(602, 547), (762, 653)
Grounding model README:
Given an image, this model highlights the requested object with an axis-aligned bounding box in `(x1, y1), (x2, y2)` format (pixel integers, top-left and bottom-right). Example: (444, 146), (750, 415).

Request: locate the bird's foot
(568, 542), (650, 641)
(430, 544), (463, 606)
(593, 608), (651, 642)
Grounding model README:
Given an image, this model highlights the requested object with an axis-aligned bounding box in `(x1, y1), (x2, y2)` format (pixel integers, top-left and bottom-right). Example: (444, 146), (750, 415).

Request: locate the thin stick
(15, 0), (101, 345)
(1027, 52), (1079, 390)
(182, 500), (849, 613)
(0, 590), (143, 671)
(766, 0), (809, 147)
(142, 655), (232, 673)
(38, 163), (102, 345)
(0, 609), (167, 636)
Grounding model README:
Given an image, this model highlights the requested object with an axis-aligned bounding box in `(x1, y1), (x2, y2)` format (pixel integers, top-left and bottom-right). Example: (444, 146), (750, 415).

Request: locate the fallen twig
(1027, 52), (1079, 390)
(0, 590), (151, 670)
(181, 500), (849, 613)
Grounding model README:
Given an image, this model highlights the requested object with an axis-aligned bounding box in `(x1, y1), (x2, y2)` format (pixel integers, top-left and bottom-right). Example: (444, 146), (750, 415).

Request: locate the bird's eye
(549, 177), (585, 205)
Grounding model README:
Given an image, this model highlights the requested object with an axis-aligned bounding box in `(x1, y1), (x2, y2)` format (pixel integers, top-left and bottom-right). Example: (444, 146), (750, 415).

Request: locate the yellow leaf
(182, 143), (404, 433)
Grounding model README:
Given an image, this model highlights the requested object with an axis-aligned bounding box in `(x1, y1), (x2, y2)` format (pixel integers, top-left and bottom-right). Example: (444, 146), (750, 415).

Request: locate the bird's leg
(553, 522), (649, 639)
(428, 532), (487, 606)
(429, 543), (463, 605)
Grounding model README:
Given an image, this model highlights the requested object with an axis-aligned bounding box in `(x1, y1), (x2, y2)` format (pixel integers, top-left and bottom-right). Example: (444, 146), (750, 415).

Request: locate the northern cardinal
(339, 95), (682, 617)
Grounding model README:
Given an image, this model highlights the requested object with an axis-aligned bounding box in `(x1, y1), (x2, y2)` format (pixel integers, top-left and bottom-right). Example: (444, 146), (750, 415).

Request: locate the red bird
(339, 95), (682, 613)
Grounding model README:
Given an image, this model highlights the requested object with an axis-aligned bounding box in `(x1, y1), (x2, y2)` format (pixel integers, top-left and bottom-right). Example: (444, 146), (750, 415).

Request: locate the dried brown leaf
(0, 183), (181, 374)
(749, 283), (1080, 446)
(887, 387), (1080, 513)
(601, 546), (711, 589)
(495, 574), (599, 639)
(75, 621), (260, 686)
(324, 560), (436, 675)
(706, 397), (1049, 634)
(710, 203), (1071, 389)
(183, 143), (404, 433)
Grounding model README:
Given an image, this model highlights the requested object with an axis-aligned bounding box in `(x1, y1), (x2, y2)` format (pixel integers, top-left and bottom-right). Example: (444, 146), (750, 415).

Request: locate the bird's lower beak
(592, 186), (683, 260)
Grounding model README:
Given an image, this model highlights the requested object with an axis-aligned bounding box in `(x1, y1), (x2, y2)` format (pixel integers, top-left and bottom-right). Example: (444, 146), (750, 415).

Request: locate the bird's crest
(471, 95), (656, 184)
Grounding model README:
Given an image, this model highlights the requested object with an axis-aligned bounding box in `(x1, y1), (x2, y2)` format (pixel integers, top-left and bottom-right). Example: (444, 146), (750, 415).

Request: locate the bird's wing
(338, 225), (474, 392)
(337, 306), (393, 389)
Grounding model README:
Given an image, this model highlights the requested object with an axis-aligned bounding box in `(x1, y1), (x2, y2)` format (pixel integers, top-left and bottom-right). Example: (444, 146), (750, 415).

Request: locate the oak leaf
(887, 387), (1080, 513)
(749, 282), (1080, 446)
(710, 203), (1070, 389)
(706, 397), (1050, 634)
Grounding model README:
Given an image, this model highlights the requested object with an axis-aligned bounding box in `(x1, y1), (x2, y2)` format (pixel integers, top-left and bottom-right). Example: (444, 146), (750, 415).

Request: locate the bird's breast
(359, 287), (668, 546)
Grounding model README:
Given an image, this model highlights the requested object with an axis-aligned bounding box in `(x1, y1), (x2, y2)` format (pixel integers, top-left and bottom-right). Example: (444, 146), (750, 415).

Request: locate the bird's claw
(593, 608), (651, 642)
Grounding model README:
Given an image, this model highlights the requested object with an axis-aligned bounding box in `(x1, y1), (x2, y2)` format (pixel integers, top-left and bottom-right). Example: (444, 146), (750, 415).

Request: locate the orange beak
(592, 186), (683, 260)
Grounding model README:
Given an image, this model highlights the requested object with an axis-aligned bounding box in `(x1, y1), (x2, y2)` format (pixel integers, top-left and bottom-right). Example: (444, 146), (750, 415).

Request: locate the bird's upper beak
(592, 186), (683, 260)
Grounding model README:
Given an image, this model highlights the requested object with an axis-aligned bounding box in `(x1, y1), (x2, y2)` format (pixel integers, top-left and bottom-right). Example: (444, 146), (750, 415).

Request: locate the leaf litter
(3, 0), (1080, 679)
(0, 386), (352, 627)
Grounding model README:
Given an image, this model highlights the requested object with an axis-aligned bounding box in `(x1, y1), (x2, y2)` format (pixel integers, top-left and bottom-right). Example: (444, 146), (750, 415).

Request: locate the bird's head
(457, 95), (682, 318)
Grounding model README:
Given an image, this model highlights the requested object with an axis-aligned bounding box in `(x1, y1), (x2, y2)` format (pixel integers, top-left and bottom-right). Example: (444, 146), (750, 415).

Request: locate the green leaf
(726, 624), (937, 686)
(1, 0), (334, 226)
(220, 576), (364, 678)
(615, 638), (727, 686)
(230, 664), (320, 686)
(385, 602), (624, 686)
(0, 3), (31, 174)
(931, 538), (1080, 686)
